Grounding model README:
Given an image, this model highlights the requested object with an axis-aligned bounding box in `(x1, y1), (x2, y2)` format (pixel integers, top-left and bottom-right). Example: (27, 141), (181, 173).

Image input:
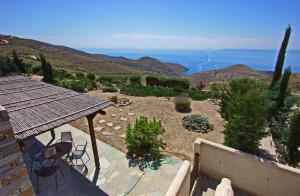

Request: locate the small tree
(40, 54), (54, 83)
(87, 72), (95, 80)
(125, 116), (166, 160)
(286, 112), (300, 166)
(277, 67), (291, 109)
(224, 77), (270, 154)
(270, 25), (292, 88)
(12, 49), (25, 73)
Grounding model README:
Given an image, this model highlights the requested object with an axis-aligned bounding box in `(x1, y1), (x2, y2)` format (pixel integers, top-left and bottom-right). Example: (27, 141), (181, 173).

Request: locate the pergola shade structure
(0, 76), (112, 168)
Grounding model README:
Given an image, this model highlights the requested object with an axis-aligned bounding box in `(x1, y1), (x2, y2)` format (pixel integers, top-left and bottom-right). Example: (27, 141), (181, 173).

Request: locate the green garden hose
(123, 156), (172, 196)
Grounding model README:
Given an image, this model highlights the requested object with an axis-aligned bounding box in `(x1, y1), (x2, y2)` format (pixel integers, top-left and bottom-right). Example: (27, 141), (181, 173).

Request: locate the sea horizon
(80, 48), (300, 74)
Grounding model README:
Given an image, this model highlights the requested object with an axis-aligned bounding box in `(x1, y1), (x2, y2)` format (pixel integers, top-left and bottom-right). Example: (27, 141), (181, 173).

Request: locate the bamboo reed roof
(0, 76), (112, 139)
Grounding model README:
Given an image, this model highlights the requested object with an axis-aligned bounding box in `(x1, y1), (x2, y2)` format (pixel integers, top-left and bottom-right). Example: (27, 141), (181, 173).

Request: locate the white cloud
(27, 33), (299, 49)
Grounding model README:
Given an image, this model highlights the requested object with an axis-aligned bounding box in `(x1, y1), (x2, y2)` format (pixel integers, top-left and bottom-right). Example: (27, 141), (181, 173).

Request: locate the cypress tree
(46, 62), (54, 83)
(286, 112), (300, 166)
(40, 54), (53, 83)
(12, 49), (25, 73)
(270, 25), (292, 88)
(277, 67), (291, 109)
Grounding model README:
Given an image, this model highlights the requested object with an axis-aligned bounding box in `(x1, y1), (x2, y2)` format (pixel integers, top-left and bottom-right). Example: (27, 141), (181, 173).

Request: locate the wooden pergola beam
(86, 110), (105, 169)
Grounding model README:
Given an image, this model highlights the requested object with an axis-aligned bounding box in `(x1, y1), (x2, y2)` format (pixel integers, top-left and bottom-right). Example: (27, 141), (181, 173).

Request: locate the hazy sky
(1, 0), (300, 50)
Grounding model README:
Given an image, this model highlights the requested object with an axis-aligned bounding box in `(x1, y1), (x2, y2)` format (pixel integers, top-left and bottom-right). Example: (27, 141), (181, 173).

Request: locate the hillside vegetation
(0, 34), (185, 77)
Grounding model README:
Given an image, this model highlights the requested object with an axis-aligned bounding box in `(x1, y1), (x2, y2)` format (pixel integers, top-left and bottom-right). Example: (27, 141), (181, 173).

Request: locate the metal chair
(29, 142), (49, 172)
(34, 165), (63, 193)
(56, 131), (76, 161)
(70, 141), (90, 168)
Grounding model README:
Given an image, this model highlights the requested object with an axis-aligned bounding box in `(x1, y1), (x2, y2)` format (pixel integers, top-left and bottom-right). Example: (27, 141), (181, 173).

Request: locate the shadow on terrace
(22, 124), (182, 196)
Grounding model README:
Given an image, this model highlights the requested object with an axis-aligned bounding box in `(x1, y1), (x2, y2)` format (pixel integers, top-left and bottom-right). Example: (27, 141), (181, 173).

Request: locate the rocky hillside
(0, 35), (185, 76)
(96, 55), (186, 77)
(189, 64), (272, 83)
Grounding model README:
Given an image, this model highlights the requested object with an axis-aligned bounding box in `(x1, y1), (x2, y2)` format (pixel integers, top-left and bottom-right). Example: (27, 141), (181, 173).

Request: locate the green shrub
(110, 95), (118, 103)
(76, 71), (85, 78)
(296, 97), (300, 107)
(31, 64), (42, 75)
(224, 77), (270, 154)
(59, 79), (85, 92)
(173, 85), (184, 93)
(102, 86), (118, 92)
(87, 72), (96, 80)
(120, 85), (179, 97)
(188, 89), (212, 100)
(145, 75), (190, 89)
(182, 114), (213, 132)
(145, 75), (159, 86)
(175, 96), (191, 112)
(120, 85), (211, 100)
(53, 69), (73, 80)
(97, 75), (128, 84)
(210, 82), (228, 99)
(86, 79), (97, 91)
(125, 116), (166, 160)
(129, 75), (142, 85)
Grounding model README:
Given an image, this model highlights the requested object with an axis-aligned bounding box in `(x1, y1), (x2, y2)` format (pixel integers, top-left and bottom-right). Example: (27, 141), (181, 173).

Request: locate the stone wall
(165, 160), (191, 196)
(0, 105), (34, 196)
(192, 138), (300, 196)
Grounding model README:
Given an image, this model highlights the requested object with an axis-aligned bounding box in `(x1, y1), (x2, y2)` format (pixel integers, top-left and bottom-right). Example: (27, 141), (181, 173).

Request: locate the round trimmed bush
(175, 96), (191, 112)
(182, 114), (213, 132)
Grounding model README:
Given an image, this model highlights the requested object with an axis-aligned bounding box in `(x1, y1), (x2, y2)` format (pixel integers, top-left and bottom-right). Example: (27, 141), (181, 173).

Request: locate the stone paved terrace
(23, 124), (182, 196)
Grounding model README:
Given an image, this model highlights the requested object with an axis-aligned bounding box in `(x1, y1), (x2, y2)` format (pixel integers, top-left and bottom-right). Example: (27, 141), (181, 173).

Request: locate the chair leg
(31, 160), (33, 173)
(55, 174), (58, 190)
(81, 158), (86, 168)
(70, 158), (74, 172)
(36, 176), (39, 193)
(58, 166), (64, 176)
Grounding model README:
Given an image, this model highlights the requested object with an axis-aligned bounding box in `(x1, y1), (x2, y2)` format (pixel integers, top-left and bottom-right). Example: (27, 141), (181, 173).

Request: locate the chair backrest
(61, 131), (72, 143)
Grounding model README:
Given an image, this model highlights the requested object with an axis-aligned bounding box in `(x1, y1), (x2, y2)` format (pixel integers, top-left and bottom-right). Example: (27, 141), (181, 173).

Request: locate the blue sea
(81, 48), (300, 75)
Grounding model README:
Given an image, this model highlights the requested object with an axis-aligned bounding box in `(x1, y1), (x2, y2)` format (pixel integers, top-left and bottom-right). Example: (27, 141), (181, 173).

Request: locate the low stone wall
(0, 105), (34, 196)
(193, 138), (300, 196)
(165, 160), (191, 196)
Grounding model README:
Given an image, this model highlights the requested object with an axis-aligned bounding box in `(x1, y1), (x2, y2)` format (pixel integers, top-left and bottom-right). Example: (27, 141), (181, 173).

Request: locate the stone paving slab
(26, 124), (182, 196)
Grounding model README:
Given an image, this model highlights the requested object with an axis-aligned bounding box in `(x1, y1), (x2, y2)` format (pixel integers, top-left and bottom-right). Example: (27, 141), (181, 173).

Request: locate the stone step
(202, 188), (215, 196)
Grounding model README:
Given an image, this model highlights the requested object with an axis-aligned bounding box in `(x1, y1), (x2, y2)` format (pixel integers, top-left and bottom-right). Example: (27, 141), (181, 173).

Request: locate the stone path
(29, 124), (182, 196)
(106, 122), (114, 127)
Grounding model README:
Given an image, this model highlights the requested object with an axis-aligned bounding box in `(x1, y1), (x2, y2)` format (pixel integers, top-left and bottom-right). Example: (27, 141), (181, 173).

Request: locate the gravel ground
(71, 91), (225, 161)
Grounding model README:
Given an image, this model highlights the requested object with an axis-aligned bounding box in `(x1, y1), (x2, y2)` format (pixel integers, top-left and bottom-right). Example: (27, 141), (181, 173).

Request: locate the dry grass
(71, 91), (225, 160)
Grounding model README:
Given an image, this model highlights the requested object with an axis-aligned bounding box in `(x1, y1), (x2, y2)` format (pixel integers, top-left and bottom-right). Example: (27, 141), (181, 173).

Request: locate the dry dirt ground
(71, 91), (225, 161)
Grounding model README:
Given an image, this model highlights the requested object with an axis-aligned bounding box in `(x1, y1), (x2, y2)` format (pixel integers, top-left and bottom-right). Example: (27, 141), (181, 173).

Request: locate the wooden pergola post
(86, 110), (106, 169)
(50, 129), (55, 139)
